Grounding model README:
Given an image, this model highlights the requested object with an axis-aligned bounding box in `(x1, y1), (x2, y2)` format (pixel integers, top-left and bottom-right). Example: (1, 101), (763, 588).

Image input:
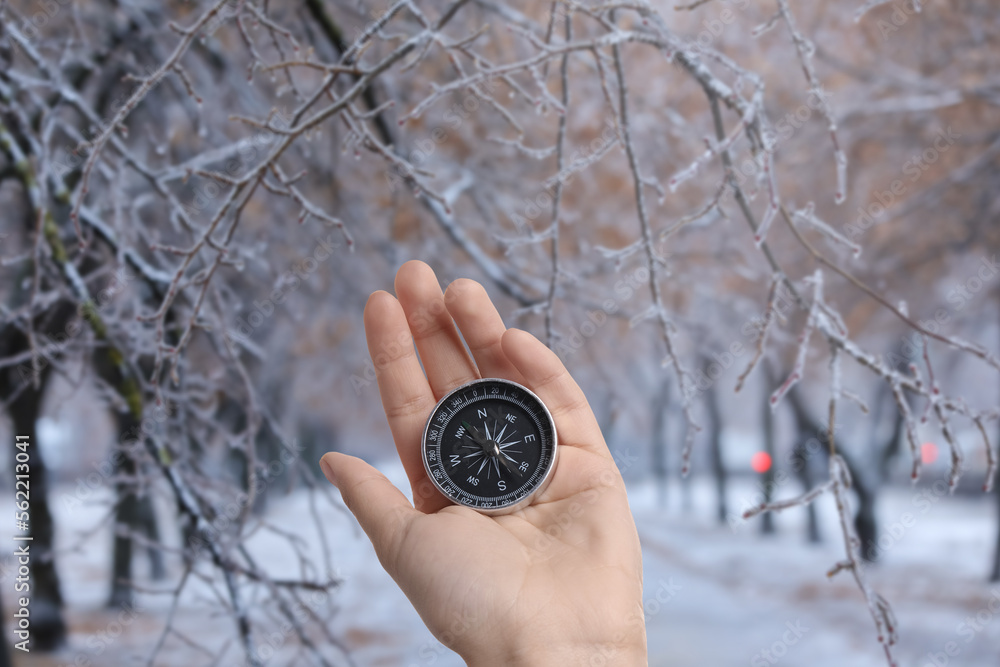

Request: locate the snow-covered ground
(7, 460), (1000, 667)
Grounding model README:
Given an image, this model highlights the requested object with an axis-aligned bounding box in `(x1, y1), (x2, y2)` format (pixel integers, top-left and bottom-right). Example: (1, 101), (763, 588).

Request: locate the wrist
(463, 632), (647, 667)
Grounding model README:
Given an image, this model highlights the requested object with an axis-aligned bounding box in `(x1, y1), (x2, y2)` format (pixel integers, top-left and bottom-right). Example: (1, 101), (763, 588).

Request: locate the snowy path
(6, 463), (999, 666)
(632, 480), (999, 667)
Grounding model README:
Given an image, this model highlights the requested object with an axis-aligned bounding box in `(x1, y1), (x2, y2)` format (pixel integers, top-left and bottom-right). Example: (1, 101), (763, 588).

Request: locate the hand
(319, 261), (647, 666)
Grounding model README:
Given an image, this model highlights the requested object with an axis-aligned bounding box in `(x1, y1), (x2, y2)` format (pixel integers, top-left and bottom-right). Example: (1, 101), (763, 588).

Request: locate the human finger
(394, 261), (479, 398)
(319, 453), (421, 576)
(500, 328), (610, 458)
(444, 278), (524, 383)
(364, 290), (451, 513)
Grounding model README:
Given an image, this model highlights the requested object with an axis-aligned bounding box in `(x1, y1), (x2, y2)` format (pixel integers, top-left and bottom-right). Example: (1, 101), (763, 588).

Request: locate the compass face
(422, 378), (558, 514)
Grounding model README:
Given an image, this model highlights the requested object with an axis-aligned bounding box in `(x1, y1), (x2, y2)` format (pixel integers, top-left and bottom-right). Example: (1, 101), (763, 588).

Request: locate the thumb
(319, 452), (419, 574)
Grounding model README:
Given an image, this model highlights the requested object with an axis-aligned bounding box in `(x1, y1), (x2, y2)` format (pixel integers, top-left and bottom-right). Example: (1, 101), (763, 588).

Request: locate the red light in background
(751, 451), (772, 473)
(921, 442), (939, 465)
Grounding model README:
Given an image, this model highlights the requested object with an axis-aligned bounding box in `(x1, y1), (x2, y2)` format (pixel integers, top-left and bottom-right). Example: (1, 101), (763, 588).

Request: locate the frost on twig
(769, 270), (824, 409)
(774, 0), (847, 203)
(828, 455), (899, 665)
(742, 478), (834, 519)
(611, 13), (701, 474)
(791, 202), (861, 258)
(735, 273), (783, 393)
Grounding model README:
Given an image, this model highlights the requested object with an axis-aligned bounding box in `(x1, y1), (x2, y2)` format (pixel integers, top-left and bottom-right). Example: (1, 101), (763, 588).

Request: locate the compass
(421, 378), (558, 514)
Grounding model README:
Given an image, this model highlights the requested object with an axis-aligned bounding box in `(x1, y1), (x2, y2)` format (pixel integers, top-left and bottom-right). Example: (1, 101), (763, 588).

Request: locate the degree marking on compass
(427, 382), (554, 506)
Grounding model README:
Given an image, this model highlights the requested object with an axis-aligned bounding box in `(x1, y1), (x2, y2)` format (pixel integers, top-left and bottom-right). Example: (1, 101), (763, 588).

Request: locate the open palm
(320, 261), (646, 665)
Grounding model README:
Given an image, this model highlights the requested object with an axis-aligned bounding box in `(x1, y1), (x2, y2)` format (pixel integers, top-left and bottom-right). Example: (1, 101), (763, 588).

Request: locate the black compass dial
(422, 378), (558, 514)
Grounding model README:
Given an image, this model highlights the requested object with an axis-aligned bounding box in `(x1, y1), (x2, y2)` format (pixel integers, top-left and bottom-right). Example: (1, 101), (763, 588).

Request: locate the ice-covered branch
(611, 12), (701, 473)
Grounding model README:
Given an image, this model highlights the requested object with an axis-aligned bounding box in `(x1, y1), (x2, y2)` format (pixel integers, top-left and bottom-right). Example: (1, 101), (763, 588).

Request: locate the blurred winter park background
(0, 0), (999, 665)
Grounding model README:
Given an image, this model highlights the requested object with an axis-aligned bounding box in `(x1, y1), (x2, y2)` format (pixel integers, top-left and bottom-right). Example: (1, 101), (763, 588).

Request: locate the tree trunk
(705, 377), (728, 524)
(791, 439), (821, 543)
(760, 378), (776, 535)
(786, 387), (879, 559)
(108, 416), (136, 607)
(8, 376), (67, 650)
(650, 377), (669, 509)
(0, 306), (72, 653)
(989, 459), (999, 582)
(0, 588), (10, 667)
(853, 476), (879, 561)
(107, 414), (165, 606)
(681, 468), (693, 514)
(991, 301), (1000, 582)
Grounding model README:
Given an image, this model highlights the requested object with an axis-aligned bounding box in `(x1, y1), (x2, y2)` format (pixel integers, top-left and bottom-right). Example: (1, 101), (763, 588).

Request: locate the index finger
(364, 290), (451, 513)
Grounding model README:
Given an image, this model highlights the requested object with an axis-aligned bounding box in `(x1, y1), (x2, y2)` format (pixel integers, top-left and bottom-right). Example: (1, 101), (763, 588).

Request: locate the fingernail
(319, 456), (338, 487)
